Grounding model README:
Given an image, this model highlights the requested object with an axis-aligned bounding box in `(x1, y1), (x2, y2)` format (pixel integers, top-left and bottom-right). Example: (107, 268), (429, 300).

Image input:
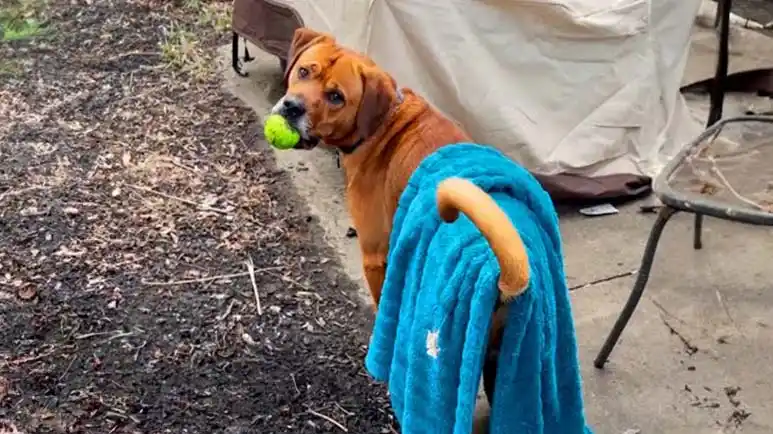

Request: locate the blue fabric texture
(364, 143), (593, 434)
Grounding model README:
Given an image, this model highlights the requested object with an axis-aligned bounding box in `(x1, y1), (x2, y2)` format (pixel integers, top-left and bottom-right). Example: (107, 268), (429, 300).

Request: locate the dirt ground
(0, 1), (395, 433)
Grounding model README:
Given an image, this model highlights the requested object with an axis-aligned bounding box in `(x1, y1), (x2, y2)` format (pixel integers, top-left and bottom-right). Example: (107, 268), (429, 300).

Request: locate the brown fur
(280, 27), (532, 407)
(284, 28), (474, 304)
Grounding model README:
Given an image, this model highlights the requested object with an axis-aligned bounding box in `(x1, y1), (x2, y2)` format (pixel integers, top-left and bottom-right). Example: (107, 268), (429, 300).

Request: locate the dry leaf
(241, 333), (258, 346)
(0, 419), (23, 434)
(54, 245), (86, 257)
(699, 182), (719, 196)
(19, 207), (42, 217)
(17, 286), (37, 301)
(0, 376), (9, 400)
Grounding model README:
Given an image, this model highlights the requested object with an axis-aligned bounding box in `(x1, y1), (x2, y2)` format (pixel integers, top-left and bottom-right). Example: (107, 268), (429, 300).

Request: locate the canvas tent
(233, 0), (712, 201)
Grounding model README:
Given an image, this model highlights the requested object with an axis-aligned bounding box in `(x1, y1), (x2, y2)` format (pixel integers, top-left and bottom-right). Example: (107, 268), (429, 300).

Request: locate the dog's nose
(280, 98), (306, 120)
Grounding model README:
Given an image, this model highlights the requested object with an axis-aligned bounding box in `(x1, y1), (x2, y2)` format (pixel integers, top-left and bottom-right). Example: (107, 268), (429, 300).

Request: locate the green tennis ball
(264, 114), (301, 150)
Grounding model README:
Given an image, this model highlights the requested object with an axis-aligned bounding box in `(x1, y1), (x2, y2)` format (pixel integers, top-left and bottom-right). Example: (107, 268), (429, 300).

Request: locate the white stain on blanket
(426, 330), (440, 359)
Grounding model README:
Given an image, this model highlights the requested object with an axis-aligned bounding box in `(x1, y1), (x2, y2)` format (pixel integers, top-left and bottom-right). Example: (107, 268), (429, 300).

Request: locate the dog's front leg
(362, 251), (387, 311)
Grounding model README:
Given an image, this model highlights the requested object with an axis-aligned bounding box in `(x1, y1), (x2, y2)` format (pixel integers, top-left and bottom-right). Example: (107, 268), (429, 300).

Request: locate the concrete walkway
(220, 27), (773, 433)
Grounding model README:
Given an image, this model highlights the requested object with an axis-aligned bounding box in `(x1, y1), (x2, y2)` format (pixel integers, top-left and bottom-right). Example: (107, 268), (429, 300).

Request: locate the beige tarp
(232, 0), (773, 200)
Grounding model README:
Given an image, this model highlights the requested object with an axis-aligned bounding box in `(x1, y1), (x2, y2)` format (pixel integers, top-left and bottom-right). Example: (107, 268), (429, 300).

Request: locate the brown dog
(272, 27), (530, 407)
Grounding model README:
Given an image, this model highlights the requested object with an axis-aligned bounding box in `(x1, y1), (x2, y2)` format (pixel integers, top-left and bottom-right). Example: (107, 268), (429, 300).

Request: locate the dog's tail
(436, 177), (529, 302)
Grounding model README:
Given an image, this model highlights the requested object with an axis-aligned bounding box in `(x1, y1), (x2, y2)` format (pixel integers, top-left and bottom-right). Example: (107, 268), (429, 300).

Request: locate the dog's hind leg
(483, 304), (509, 405)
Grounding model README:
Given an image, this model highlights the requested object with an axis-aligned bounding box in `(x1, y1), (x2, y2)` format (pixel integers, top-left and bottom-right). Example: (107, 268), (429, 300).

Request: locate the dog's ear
(284, 27), (335, 83)
(355, 68), (397, 139)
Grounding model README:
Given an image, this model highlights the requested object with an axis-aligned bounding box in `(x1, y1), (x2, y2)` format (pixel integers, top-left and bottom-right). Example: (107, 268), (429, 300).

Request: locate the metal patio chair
(594, 0), (773, 369)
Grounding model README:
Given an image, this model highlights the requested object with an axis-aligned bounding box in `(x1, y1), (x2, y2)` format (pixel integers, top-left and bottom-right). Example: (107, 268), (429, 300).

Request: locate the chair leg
(243, 43), (254, 62)
(713, 0), (724, 28)
(232, 32), (249, 77)
(693, 214), (703, 250)
(594, 206), (678, 369)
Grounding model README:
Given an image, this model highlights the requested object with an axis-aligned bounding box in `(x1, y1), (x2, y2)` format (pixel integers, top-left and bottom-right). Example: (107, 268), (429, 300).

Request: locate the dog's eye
(297, 67), (310, 79)
(326, 90), (345, 105)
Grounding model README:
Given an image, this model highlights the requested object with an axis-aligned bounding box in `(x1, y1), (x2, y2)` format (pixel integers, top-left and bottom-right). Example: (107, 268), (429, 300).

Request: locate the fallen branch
(105, 51), (160, 62)
(660, 316), (698, 355)
(307, 409), (348, 432)
(650, 298), (689, 326)
(8, 348), (57, 366)
(75, 331), (120, 340)
(142, 266), (285, 286)
(715, 289), (741, 334)
(217, 299), (237, 321)
(245, 256), (262, 316)
(267, 269), (311, 291)
(707, 156), (772, 212)
(127, 184), (231, 214)
(290, 373), (300, 395)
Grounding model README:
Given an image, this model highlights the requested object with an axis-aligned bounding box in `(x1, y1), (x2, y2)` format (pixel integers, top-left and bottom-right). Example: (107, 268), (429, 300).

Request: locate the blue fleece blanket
(364, 143), (593, 434)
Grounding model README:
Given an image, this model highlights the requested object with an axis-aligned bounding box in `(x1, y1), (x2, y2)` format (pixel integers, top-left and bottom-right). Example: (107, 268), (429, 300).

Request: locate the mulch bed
(0, 1), (395, 432)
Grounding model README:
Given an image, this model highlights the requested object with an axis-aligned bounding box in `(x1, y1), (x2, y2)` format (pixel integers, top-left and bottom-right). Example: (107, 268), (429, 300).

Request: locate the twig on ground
(142, 266), (285, 286)
(568, 270), (636, 291)
(290, 373), (300, 395)
(307, 409), (348, 432)
(57, 356), (77, 382)
(143, 271), (249, 286)
(659, 315), (699, 355)
(127, 184), (231, 214)
(268, 270), (311, 291)
(693, 135), (773, 163)
(650, 298), (689, 326)
(105, 51), (160, 62)
(715, 289), (741, 334)
(706, 156), (772, 212)
(245, 256), (262, 315)
(296, 291), (322, 301)
(75, 330), (122, 340)
(8, 348), (57, 366)
(99, 331), (136, 344)
(334, 402), (354, 416)
(134, 340), (148, 362)
(218, 299), (237, 321)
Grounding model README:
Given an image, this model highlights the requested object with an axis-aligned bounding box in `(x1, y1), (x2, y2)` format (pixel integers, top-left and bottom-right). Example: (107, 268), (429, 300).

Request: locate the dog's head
(272, 28), (399, 152)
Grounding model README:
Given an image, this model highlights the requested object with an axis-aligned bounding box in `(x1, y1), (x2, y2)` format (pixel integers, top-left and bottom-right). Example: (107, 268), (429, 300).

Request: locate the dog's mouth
(270, 96), (321, 150)
(295, 136), (320, 150)
(286, 118), (319, 150)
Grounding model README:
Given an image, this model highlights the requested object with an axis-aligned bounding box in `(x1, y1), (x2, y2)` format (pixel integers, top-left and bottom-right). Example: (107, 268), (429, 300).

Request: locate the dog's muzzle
(275, 96), (306, 121)
(271, 95), (318, 149)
